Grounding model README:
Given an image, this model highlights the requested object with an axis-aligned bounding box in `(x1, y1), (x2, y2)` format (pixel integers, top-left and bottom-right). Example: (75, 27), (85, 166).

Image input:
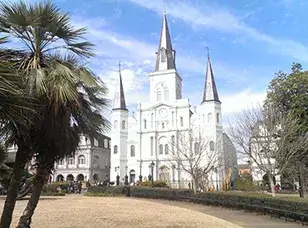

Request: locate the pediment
(151, 102), (173, 110)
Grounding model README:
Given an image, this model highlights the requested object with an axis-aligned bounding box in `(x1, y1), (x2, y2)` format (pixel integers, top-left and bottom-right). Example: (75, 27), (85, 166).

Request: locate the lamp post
(149, 161), (155, 186)
(214, 167), (219, 191)
(116, 166), (120, 186)
(139, 159), (143, 182)
(124, 165), (129, 185)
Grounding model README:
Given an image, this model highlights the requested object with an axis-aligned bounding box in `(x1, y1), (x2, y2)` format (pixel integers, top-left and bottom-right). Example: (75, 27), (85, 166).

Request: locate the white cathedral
(110, 12), (237, 189)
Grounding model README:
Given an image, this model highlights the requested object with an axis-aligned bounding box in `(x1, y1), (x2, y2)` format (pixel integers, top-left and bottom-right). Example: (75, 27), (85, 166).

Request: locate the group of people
(56, 180), (85, 194)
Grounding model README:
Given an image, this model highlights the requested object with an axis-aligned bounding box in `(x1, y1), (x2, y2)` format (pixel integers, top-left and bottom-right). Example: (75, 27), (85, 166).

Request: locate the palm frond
(0, 0), (94, 64)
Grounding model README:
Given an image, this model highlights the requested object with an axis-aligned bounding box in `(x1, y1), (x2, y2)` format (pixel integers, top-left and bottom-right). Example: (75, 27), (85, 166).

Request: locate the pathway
(147, 199), (302, 228)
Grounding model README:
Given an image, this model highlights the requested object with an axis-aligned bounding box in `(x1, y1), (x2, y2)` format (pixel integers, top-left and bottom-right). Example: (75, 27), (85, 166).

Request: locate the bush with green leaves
(84, 192), (123, 197)
(86, 186), (130, 196)
(42, 182), (69, 193)
(40, 191), (65, 196)
(129, 187), (308, 223)
(138, 180), (168, 188)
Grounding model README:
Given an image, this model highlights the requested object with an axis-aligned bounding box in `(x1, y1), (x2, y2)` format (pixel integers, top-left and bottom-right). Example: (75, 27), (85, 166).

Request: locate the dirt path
(146, 199), (302, 228)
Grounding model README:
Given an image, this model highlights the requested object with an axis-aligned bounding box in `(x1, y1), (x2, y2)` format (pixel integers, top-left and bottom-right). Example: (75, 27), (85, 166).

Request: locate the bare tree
(228, 103), (308, 196)
(168, 125), (221, 193)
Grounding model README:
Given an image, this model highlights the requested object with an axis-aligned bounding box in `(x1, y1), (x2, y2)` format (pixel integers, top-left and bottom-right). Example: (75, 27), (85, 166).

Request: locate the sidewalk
(145, 199), (302, 228)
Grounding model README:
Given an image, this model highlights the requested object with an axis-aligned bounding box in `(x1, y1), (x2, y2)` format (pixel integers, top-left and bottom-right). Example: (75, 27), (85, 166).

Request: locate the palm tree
(0, 37), (34, 127)
(0, 1), (104, 227)
(16, 56), (109, 227)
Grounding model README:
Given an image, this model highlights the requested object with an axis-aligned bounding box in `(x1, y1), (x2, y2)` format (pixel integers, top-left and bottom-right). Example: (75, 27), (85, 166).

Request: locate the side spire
(202, 48), (220, 103)
(112, 61), (128, 111)
(155, 11), (176, 72)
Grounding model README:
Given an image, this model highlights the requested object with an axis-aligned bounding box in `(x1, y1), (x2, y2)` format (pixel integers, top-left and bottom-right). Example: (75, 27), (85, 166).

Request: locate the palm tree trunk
(0, 145), (27, 228)
(16, 168), (46, 228)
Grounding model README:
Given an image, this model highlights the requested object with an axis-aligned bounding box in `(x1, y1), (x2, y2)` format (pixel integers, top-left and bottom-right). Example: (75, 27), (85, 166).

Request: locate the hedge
(129, 187), (308, 224)
(86, 186), (130, 196)
(85, 186), (308, 224)
(84, 192), (123, 197)
(138, 181), (168, 188)
(41, 191), (65, 196)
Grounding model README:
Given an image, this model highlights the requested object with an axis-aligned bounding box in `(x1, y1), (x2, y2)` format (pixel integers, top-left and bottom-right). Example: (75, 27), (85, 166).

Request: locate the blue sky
(8, 0), (308, 121)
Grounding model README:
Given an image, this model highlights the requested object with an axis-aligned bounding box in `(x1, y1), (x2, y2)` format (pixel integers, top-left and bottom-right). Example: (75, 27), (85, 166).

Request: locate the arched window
(78, 155), (86, 165)
(114, 145), (118, 154)
(93, 155), (99, 165)
(216, 113), (220, 124)
(208, 113), (212, 123)
(67, 157), (74, 165)
(164, 88), (169, 100)
(130, 145), (135, 157)
(164, 144), (169, 154)
(150, 136), (154, 156)
(210, 141), (215, 151)
(171, 135), (175, 150)
(194, 142), (200, 154)
(151, 113), (154, 128)
(157, 90), (162, 102)
(122, 120), (125, 129)
(58, 159), (64, 165)
(144, 119), (147, 129)
(104, 139), (108, 148)
(162, 123), (165, 129)
(159, 144), (163, 154)
(114, 120), (118, 129)
(180, 117), (183, 126)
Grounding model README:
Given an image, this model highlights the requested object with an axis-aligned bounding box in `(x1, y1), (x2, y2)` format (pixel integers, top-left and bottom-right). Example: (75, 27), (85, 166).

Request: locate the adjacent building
(6, 134), (111, 182)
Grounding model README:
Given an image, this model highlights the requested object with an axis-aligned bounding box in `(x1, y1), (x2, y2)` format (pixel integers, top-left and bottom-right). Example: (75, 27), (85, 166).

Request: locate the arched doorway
(93, 173), (98, 181)
(77, 174), (84, 181)
(56, 174), (64, 182)
(129, 170), (136, 183)
(159, 166), (170, 183)
(67, 174), (74, 181)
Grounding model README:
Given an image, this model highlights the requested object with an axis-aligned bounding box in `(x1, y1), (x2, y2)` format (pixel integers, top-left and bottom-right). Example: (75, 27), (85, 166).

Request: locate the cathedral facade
(110, 12), (236, 189)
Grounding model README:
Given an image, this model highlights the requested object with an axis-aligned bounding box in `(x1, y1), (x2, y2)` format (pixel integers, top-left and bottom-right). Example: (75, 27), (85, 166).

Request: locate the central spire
(154, 11), (176, 72)
(202, 48), (220, 104)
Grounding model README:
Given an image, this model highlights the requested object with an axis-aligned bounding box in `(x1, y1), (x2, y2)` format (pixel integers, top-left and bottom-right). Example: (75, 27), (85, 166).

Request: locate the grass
(1, 195), (240, 228)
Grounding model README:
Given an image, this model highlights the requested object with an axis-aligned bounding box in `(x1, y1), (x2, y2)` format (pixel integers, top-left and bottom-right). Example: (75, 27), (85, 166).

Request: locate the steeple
(155, 11), (176, 72)
(202, 49), (220, 103)
(112, 61), (127, 111)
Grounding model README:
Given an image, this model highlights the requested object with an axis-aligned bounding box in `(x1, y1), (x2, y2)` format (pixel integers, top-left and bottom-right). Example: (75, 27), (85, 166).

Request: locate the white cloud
(98, 61), (150, 106)
(129, 0), (308, 62)
(70, 13), (267, 122)
(189, 89), (266, 124)
(220, 89), (266, 116)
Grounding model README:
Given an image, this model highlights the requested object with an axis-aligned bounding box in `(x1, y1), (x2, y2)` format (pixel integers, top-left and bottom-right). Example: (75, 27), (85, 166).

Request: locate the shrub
(87, 186), (130, 196)
(84, 192), (123, 197)
(42, 182), (69, 193)
(234, 179), (261, 191)
(138, 180), (168, 188)
(129, 187), (308, 222)
(41, 191), (65, 196)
